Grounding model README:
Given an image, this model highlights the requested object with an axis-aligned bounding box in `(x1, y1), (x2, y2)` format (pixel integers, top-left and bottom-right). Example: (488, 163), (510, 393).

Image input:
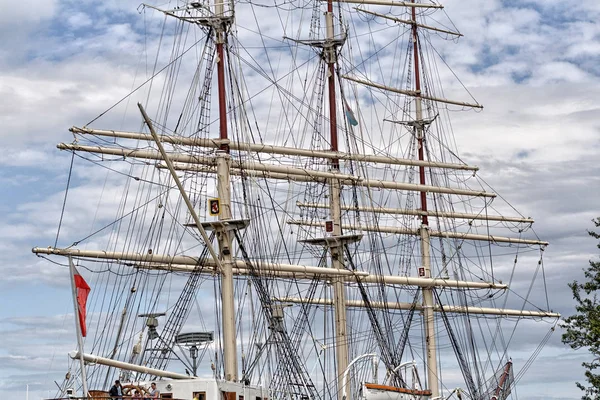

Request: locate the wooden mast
(322, 1), (351, 398)
(214, 0), (238, 382)
(323, 0), (350, 400)
(410, 0), (439, 397)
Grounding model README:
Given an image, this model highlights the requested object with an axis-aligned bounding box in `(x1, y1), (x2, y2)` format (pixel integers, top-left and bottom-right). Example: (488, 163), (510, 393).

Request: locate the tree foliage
(562, 217), (600, 400)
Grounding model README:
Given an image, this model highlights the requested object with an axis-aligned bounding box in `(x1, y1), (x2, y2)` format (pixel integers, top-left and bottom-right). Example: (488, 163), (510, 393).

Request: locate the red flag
(73, 266), (91, 337)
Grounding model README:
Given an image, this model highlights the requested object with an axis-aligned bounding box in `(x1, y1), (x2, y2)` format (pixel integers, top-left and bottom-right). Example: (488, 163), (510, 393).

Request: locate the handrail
(44, 397), (187, 400)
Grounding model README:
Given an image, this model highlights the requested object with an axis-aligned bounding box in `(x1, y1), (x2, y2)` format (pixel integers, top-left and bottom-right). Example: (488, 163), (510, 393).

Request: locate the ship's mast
(324, 2), (350, 399)
(213, 0), (238, 382)
(141, 0), (239, 382)
(410, 1), (439, 397)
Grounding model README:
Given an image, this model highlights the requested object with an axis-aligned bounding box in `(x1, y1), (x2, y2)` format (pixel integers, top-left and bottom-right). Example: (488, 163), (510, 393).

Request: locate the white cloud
(530, 61), (592, 85)
(0, 0), (57, 25)
(66, 11), (93, 29)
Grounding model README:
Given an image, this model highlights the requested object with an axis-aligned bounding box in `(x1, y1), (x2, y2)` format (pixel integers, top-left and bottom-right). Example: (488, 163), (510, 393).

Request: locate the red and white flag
(72, 265), (91, 337)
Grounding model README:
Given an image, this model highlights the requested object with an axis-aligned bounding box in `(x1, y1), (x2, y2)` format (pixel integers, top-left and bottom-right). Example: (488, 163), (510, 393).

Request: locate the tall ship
(33, 0), (560, 399)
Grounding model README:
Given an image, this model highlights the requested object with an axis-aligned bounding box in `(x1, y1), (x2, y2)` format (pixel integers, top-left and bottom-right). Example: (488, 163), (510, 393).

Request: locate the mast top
(142, 2), (234, 27)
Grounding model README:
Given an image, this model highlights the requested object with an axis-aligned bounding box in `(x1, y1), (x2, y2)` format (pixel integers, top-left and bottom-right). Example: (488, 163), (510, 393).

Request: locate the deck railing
(45, 397), (186, 400)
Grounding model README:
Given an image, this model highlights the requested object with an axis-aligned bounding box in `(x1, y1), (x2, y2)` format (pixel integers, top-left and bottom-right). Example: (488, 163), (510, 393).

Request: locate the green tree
(562, 217), (600, 400)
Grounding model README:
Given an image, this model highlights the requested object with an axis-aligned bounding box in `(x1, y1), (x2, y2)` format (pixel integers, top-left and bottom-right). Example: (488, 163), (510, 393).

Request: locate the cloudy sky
(1, 0), (599, 399)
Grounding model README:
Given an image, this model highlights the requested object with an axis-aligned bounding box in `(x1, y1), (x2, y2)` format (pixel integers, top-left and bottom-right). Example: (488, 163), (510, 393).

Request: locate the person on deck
(149, 382), (160, 398)
(109, 380), (123, 399)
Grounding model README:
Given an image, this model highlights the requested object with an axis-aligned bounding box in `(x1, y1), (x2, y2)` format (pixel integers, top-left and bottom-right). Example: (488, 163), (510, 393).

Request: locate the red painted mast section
(217, 41), (229, 151)
(327, 0), (339, 169)
(412, 2), (428, 226)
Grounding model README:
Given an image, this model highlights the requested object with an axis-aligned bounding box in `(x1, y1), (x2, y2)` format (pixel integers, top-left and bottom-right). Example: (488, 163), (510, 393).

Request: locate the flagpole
(69, 256), (89, 398)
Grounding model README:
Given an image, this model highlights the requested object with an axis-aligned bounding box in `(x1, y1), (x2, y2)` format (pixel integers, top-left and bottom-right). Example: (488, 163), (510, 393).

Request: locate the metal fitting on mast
(324, 11), (337, 63)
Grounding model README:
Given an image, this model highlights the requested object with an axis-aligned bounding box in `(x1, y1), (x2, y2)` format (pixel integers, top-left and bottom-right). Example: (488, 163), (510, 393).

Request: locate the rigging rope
(54, 151), (75, 247)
